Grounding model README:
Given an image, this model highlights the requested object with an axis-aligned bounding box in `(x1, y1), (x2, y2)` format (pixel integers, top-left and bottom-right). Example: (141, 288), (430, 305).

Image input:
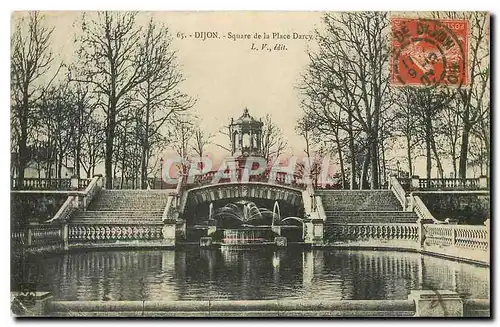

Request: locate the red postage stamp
(391, 18), (469, 87)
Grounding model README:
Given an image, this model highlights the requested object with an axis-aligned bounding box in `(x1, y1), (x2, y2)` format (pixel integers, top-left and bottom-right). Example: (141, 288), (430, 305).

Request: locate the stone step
(74, 210), (163, 217)
(325, 211), (418, 224)
(69, 217), (163, 225)
(324, 211), (417, 217)
(87, 190), (170, 211)
(317, 190), (402, 211)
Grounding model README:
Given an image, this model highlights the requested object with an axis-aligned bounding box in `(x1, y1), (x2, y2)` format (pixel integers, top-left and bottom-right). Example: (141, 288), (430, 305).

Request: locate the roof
(232, 108), (263, 126)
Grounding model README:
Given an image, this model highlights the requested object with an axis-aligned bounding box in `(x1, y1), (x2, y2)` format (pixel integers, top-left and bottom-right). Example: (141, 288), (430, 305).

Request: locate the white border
(1, 1), (497, 327)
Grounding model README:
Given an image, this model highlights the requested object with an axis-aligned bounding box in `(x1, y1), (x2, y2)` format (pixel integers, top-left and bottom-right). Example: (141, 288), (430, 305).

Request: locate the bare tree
(133, 18), (195, 188)
(11, 12), (60, 188)
(300, 12), (392, 189)
(260, 114), (288, 163)
(171, 116), (195, 175)
(191, 124), (213, 158)
(79, 116), (105, 178)
(72, 12), (150, 188)
(393, 88), (423, 177)
(432, 12), (490, 178)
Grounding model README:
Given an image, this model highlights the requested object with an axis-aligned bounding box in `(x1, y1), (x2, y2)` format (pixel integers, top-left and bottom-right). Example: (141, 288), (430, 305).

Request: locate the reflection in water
(15, 249), (489, 301)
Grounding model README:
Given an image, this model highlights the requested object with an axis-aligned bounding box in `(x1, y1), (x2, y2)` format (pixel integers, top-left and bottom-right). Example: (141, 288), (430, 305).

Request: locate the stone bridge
(180, 182), (304, 213)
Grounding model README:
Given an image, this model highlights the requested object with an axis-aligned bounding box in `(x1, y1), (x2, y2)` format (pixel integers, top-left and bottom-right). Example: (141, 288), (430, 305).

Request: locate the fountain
(209, 202), (214, 220)
(211, 200), (292, 246)
(272, 201), (280, 227)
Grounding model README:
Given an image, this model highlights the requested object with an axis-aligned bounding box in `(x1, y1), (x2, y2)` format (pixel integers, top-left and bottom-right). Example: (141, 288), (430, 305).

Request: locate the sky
(17, 11), (323, 161)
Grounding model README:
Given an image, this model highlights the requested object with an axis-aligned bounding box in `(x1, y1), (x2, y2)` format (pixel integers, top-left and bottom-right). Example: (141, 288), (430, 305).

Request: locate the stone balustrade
(423, 224), (489, 251)
(189, 169), (305, 189)
(68, 224), (164, 242)
(324, 223), (419, 242)
(412, 195), (440, 223)
(397, 176), (489, 191)
(11, 223), (64, 251)
(11, 177), (92, 191)
(389, 176), (407, 210)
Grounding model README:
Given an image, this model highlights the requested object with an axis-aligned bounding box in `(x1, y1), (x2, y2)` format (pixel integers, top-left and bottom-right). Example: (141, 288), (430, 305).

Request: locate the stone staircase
(317, 190), (402, 212)
(324, 211), (418, 224)
(70, 190), (172, 226)
(317, 190), (418, 224)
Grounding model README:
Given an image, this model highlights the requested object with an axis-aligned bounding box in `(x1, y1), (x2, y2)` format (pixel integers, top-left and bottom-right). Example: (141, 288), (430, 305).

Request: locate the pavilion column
(249, 130), (253, 152)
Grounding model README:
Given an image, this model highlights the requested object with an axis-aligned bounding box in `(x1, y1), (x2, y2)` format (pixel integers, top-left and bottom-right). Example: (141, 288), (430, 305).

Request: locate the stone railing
(190, 169), (306, 189)
(389, 176), (407, 210)
(324, 223), (419, 243)
(314, 195), (327, 220)
(423, 224), (489, 251)
(80, 175), (102, 209)
(398, 176), (489, 191)
(78, 178), (92, 189)
(45, 175), (102, 224)
(11, 223), (63, 249)
(419, 178), (480, 190)
(162, 195), (177, 223)
(68, 224), (164, 242)
(11, 178), (92, 191)
(46, 196), (77, 223)
(412, 196), (440, 223)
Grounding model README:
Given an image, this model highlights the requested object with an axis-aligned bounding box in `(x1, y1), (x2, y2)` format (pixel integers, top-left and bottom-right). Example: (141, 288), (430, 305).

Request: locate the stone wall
(11, 192), (68, 228)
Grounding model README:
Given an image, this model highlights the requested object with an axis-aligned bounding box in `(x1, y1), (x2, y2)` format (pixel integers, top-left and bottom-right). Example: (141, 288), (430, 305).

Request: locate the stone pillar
(249, 130), (253, 152)
(411, 175), (420, 190)
(70, 175), (79, 190)
(162, 223), (176, 245)
(72, 195), (79, 209)
(408, 290), (463, 317)
(313, 219), (324, 244)
(417, 219), (425, 248)
(176, 219), (186, 241)
(303, 218), (324, 245)
(27, 225), (33, 246)
(484, 218), (490, 251)
(62, 223), (69, 251)
(479, 175), (488, 189)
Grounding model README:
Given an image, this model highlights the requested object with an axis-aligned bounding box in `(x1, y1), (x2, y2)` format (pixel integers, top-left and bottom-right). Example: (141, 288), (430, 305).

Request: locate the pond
(13, 247), (489, 301)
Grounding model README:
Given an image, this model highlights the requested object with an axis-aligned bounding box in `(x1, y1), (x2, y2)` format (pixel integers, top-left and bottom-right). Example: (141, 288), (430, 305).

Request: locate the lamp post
(396, 160), (400, 179)
(160, 157), (164, 190)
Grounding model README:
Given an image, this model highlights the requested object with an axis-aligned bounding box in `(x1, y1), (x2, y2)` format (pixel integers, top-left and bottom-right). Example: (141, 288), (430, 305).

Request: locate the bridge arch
(181, 182), (304, 213)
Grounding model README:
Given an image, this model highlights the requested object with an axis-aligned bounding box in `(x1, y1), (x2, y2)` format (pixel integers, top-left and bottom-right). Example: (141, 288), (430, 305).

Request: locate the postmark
(391, 18), (469, 87)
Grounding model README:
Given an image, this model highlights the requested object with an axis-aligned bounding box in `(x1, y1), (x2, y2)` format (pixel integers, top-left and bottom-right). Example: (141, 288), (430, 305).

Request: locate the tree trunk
(17, 129), (28, 190)
(105, 99), (117, 189)
(16, 105), (29, 189)
(369, 132), (379, 189)
(347, 113), (356, 189)
(380, 139), (387, 187)
(334, 131), (346, 189)
(360, 147), (370, 190)
(431, 137), (443, 178)
(406, 135), (413, 177)
(425, 119), (432, 181)
(105, 126), (114, 188)
(458, 124), (471, 178)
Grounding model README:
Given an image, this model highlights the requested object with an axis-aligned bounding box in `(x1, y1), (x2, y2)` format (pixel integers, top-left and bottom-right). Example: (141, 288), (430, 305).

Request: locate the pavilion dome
(233, 108), (263, 127)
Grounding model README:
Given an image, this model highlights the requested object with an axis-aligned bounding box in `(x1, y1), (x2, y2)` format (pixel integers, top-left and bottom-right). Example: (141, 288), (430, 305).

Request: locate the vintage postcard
(10, 11), (490, 318)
